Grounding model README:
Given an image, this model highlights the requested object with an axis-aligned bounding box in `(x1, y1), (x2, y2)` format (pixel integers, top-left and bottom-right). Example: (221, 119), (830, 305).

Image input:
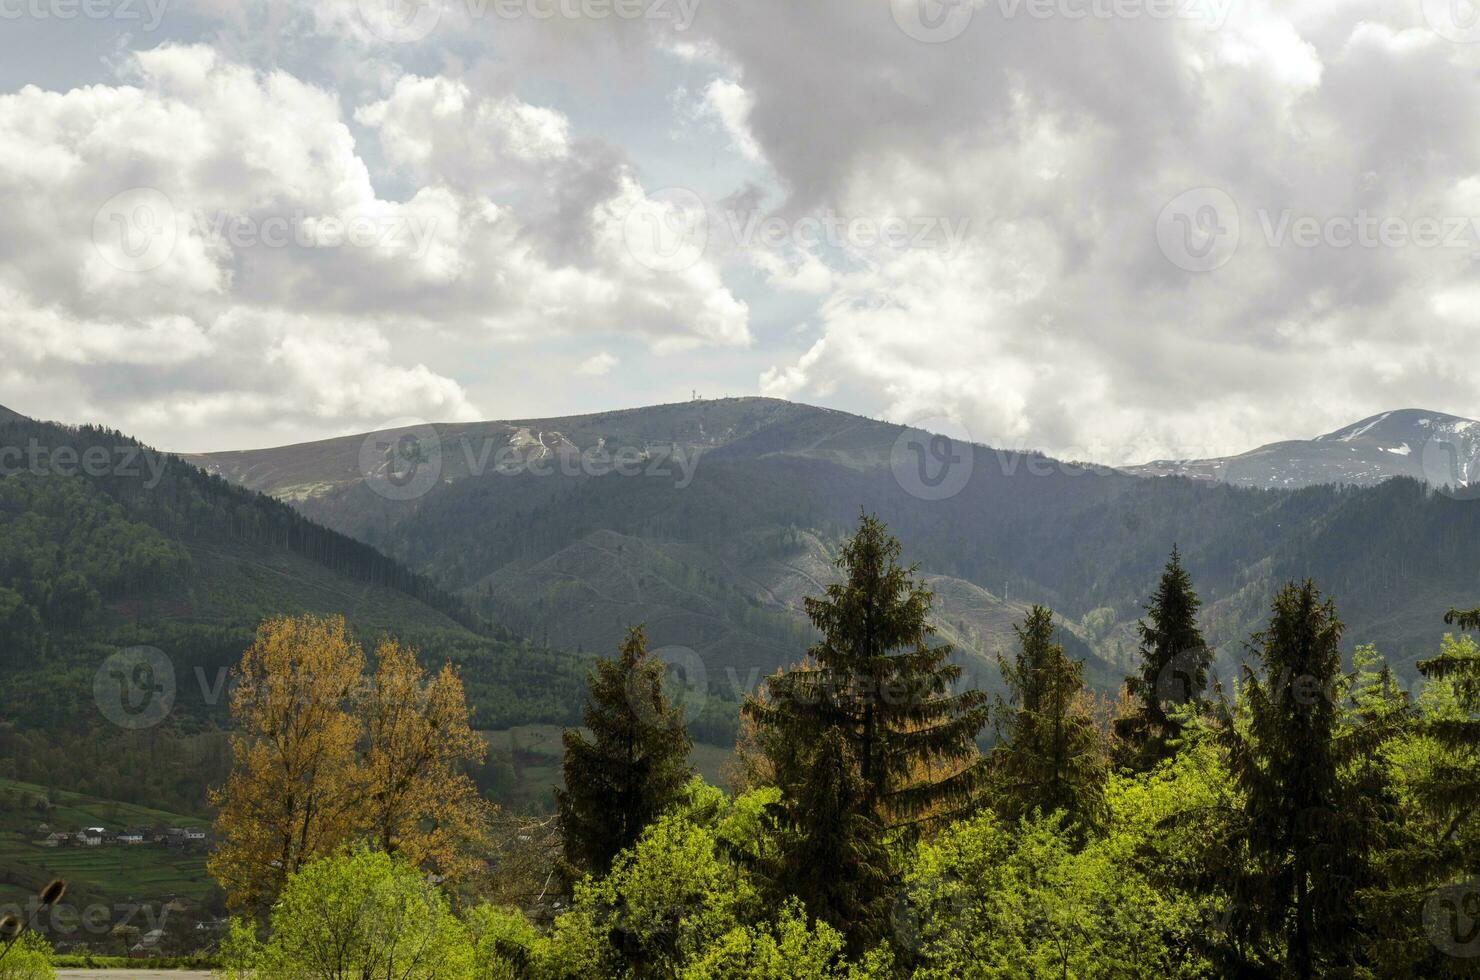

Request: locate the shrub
(0, 932), (55, 980)
(230, 848), (473, 980)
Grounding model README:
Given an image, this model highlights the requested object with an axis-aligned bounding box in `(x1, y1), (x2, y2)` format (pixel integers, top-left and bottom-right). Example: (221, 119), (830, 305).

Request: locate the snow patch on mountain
(1127, 409), (1480, 491)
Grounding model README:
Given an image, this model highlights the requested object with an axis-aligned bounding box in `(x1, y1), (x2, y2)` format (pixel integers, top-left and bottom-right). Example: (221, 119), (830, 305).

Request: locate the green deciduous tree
(901, 807), (1211, 979)
(679, 898), (891, 980)
(0, 932), (53, 980)
(225, 848), (474, 980)
(555, 625), (694, 880)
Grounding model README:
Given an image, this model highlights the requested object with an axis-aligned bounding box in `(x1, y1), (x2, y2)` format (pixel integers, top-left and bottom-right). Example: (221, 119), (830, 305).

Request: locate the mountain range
(180, 398), (1480, 694)
(1127, 408), (1480, 491)
(6, 391), (1479, 740)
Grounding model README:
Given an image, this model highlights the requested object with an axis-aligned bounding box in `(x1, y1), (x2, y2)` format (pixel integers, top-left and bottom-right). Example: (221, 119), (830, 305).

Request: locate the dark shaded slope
(0, 413), (590, 734)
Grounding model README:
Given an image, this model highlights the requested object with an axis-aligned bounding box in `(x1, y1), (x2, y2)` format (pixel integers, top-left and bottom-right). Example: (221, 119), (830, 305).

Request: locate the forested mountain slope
(186, 398), (1480, 691)
(0, 410), (592, 810)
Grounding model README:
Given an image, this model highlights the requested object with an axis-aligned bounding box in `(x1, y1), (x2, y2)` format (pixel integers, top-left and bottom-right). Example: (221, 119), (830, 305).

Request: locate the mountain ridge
(172, 397), (1480, 697)
(1128, 408), (1480, 490)
(181, 397), (878, 502)
(185, 398), (1480, 498)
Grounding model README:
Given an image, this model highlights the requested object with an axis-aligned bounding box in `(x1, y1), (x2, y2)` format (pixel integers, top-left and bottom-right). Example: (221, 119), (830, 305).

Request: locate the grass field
(0, 776), (212, 909)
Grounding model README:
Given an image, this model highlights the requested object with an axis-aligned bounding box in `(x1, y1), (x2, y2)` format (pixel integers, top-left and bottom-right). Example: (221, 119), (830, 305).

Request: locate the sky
(2, 0), (1479, 461)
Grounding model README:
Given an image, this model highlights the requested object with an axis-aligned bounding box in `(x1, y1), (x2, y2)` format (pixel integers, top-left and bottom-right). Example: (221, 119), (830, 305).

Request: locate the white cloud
(686, 0), (1480, 460)
(356, 75), (572, 189)
(698, 78), (763, 163)
(576, 351), (619, 376)
(0, 43), (749, 447)
(8, 0), (1480, 460)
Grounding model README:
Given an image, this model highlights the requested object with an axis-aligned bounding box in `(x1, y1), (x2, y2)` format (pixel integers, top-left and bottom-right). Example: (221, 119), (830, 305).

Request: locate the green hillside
(182, 398), (1480, 696)
(0, 776), (213, 910)
(0, 412), (594, 819)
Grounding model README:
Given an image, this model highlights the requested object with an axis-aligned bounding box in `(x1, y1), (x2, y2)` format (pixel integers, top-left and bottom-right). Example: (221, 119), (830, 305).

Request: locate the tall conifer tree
(743, 514), (988, 949)
(555, 625), (694, 879)
(764, 729), (896, 954)
(1413, 605), (1480, 881)
(1225, 580), (1367, 976)
(1115, 545), (1210, 769)
(747, 513), (990, 828)
(991, 605), (1106, 832)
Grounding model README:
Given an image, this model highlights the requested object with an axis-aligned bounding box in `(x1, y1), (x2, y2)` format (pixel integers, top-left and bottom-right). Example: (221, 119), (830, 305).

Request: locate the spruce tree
(991, 605), (1106, 832)
(764, 730), (896, 954)
(1115, 545), (1210, 770)
(1413, 606), (1480, 886)
(1224, 580), (1367, 976)
(747, 513), (990, 828)
(743, 514), (989, 948)
(555, 625), (694, 879)
(1343, 646), (1431, 975)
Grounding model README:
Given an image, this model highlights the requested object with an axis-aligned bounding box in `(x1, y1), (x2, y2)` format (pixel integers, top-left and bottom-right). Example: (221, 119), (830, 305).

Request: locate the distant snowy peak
(1127, 409), (1480, 491)
(1315, 408), (1480, 446)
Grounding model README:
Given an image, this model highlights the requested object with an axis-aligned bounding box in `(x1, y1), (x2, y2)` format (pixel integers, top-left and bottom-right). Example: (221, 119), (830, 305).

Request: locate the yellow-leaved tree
(361, 638), (492, 888)
(209, 614), (364, 915)
(209, 615), (494, 914)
